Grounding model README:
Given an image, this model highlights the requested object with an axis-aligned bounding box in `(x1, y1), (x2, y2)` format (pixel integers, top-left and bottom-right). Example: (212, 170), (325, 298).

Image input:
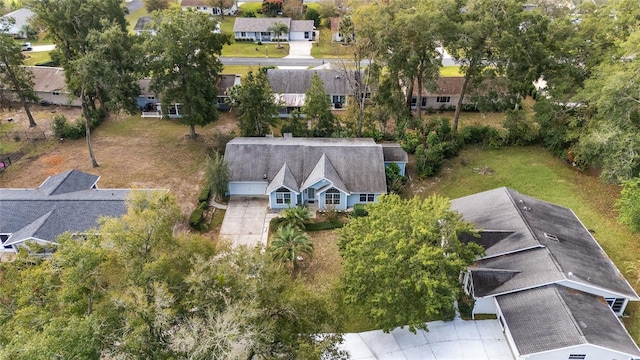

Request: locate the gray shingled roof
(2, 8), (34, 35)
(134, 16), (152, 31)
(267, 69), (365, 95)
(381, 143), (409, 163)
(452, 187), (639, 299)
(266, 164), (299, 194)
(225, 137), (389, 194)
(0, 170), (132, 248)
(290, 20), (314, 32)
(233, 17), (292, 33)
(497, 285), (640, 357)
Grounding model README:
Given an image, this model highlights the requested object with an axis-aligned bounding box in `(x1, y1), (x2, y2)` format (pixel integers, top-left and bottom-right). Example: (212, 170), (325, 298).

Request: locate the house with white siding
(452, 188), (640, 360)
(224, 136), (407, 210)
(233, 17), (314, 42)
(181, 0), (237, 16)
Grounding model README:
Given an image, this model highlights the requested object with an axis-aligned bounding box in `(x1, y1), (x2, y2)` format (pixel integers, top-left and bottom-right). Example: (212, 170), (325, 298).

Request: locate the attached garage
(228, 182), (267, 196)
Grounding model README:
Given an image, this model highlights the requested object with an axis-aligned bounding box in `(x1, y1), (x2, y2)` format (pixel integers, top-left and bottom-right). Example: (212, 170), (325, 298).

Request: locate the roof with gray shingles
(2, 8), (34, 35)
(452, 187), (638, 299)
(0, 170), (132, 247)
(497, 285), (640, 357)
(134, 16), (152, 31)
(267, 69), (359, 95)
(225, 137), (398, 194)
(24, 66), (67, 93)
(290, 20), (314, 32)
(233, 17), (292, 33)
(381, 144), (409, 163)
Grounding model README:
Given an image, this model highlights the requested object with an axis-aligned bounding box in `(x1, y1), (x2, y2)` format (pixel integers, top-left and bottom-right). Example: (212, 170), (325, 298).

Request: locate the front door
(307, 188), (315, 203)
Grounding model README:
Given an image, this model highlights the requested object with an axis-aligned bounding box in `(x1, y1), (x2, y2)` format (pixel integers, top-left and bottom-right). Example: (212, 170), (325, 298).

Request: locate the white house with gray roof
(224, 137), (407, 210)
(233, 18), (314, 42)
(452, 188), (640, 360)
(0, 170), (145, 253)
(1, 8), (34, 38)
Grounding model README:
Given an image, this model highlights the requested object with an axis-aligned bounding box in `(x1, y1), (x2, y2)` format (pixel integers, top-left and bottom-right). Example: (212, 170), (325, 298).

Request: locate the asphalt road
(124, 0), (144, 14)
(220, 57), (458, 67)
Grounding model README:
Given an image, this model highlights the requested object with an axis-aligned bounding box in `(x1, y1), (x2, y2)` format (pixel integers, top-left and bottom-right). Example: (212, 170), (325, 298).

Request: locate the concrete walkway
(219, 196), (276, 248)
(340, 319), (513, 360)
(285, 40), (313, 59)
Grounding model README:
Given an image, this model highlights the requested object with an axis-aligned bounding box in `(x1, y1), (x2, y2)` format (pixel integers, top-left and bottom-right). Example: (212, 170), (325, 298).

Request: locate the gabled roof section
(39, 169), (99, 195)
(453, 188), (639, 300)
(24, 66), (67, 93)
(267, 69), (369, 95)
(301, 153), (348, 193)
(4, 210), (54, 246)
(266, 163), (299, 194)
(497, 285), (640, 357)
(469, 268), (520, 296)
(290, 20), (314, 32)
(233, 17), (292, 33)
(134, 16), (152, 31)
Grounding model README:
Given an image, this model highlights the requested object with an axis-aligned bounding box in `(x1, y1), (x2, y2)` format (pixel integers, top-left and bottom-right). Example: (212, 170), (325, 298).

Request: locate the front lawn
(222, 41), (289, 57)
(23, 51), (51, 66)
(311, 28), (353, 58)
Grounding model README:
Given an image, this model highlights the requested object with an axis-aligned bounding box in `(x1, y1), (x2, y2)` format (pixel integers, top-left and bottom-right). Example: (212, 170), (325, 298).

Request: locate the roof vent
(544, 232), (559, 242)
(522, 206), (531, 211)
(263, 173), (268, 180)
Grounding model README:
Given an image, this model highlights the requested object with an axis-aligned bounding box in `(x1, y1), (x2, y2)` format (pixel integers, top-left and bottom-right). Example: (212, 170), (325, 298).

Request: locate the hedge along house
(224, 136), (407, 210)
(233, 18), (314, 42)
(452, 188), (640, 360)
(0, 170), (156, 254)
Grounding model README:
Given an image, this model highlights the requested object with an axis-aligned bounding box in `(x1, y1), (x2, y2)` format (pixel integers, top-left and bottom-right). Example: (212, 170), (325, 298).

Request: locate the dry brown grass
(301, 229), (342, 286)
(0, 111), (239, 217)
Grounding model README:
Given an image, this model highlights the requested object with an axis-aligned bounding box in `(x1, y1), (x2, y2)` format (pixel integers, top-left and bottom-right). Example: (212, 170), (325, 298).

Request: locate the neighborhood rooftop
(267, 69), (361, 95)
(233, 17), (293, 32)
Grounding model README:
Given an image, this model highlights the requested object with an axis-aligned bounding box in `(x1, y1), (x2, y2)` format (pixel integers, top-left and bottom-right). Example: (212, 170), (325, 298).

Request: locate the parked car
(21, 42), (32, 51)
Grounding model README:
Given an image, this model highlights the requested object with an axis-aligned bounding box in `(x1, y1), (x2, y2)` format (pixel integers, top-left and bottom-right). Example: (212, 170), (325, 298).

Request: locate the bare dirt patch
(0, 105), (83, 135)
(0, 112), (240, 217)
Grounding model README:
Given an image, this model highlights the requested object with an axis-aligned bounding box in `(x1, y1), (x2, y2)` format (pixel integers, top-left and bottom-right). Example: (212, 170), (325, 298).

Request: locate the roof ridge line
(551, 285), (588, 342)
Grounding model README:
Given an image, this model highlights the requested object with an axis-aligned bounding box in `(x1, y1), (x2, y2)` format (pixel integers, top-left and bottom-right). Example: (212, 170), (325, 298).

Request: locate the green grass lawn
(23, 51), (51, 66)
(238, 2), (262, 16)
(222, 42), (289, 57)
(311, 28), (353, 58)
(222, 65), (259, 77)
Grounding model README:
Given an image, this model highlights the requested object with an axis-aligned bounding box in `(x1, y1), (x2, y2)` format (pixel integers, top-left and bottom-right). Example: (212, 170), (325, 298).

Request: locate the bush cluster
(190, 185), (211, 231)
(52, 115), (86, 140)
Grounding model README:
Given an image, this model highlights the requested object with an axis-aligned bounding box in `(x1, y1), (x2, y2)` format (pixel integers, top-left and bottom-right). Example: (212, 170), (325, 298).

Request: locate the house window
(332, 95), (346, 109)
(196, 6), (201, 9)
(147, 95), (155, 100)
(436, 96), (451, 103)
(52, 91), (60, 96)
(202, 6), (207, 10)
(304, 32), (310, 39)
(359, 193), (375, 202)
(217, 97), (226, 104)
(568, 355), (586, 360)
(325, 188), (340, 205)
(421, 97), (427, 107)
(410, 97), (417, 107)
(275, 187), (291, 205)
(606, 298), (626, 313)
(240, 31), (246, 37)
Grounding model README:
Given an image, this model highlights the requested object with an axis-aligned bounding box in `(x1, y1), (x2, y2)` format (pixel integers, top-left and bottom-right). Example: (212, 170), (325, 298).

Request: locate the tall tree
(146, 9), (231, 139)
(338, 194), (483, 332)
(29, 0), (138, 167)
(268, 21), (289, 49)
(445, 0), (549, 132)
(0, 18), (37, 127)
(227, 70), (278, 136)
(303, 72), (336, 136)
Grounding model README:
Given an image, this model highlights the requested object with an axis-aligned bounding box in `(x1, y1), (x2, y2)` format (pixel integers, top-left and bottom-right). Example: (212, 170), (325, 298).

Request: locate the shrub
(305, 219), (344, 231)
(503, 110), (539, 146)
(198, 184), (211, 204)
(52, 114), (86, 140)
(415, 143), (446, 178)
(304, 7), (321, 27)
(189, 208), (205, 230)
(457, 292), (475, 319)
(400, 129), (422, 154)
(244, 10), (256, 17)
(352, 204), (369, 218)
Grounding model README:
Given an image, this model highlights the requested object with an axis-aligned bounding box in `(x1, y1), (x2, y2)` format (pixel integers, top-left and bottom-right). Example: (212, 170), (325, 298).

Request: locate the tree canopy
(227, 70), (279, 136)
(0, 191), (345, 359)
(338, 194), (483, 332)
(146, 9), (231, 139)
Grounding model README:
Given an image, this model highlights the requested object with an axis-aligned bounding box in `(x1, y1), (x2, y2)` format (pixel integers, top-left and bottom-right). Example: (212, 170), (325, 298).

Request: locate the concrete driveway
(219, 196), (275, 248)
(285, 41), (313, 59)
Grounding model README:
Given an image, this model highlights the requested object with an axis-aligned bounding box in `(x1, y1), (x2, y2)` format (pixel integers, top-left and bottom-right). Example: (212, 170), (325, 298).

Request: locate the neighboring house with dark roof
(451, 188), (640, 360)
(181, 0), (237, 16)
(0, 170), (138, 253)
(267, 69), (372, 116)
(22, 66), (81, 106)
(1, 8), (34, 38)
(224, 136), (407, 210)
(137, 74), (240, 117)
(233, 18), (314, 42)
(133, 16), (155, 36)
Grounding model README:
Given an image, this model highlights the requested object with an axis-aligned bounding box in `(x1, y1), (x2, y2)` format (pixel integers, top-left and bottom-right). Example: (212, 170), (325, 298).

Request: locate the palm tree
(280, 205), (311, 230)
(268, 21), (289, 49)
(269, 225), (313, 270)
